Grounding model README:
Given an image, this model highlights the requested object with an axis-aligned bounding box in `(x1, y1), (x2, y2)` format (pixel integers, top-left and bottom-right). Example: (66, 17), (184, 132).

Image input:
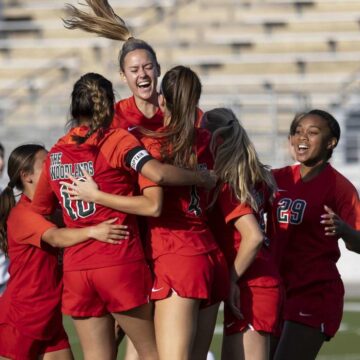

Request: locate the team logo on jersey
(49, 152), (94, 180)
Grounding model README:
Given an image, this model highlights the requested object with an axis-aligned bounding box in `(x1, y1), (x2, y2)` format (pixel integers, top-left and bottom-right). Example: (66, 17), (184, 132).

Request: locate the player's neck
(299, 160), (328, 182)
(134, 95), (159, 118)
(22, 187), (34, 201)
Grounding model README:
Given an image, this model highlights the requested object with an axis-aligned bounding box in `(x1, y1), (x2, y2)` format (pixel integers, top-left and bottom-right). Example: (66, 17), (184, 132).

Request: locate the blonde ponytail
(203, 108), (277, 211)
(63, 0), (132, 41)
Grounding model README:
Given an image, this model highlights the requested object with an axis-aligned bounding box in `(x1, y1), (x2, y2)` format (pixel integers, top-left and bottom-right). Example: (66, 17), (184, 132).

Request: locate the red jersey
(211, 184), (279, 287)
(0, 195), (61, 340)
(267, 163), (360, 291)
(32, 126), (153, 272)
(112, 96), (203, 136)
(139, 128), (218, 259)
(112, 96), (163, 137)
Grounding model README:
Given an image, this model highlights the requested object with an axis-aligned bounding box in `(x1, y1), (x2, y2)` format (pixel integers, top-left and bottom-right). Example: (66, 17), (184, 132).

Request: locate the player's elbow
(150, 170), (166, 186)
(141, 160), (166, 185)
(147, 201), (162, 217)
(251, 233), (264, 250)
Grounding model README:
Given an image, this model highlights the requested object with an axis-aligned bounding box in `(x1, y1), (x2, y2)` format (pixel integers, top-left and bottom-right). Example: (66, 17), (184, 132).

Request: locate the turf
(63, 304), (360, 359)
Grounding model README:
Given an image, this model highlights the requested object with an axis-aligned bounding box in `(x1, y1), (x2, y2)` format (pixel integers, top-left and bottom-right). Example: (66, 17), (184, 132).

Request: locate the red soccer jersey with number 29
(268, 163), (360, 291)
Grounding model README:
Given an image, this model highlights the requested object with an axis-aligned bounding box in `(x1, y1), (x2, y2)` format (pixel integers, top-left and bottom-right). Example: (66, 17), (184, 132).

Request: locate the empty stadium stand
(0, 0), (359, 173)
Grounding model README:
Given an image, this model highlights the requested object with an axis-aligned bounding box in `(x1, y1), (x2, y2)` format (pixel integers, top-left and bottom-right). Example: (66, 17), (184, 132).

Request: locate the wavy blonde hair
(64, 0), (131, 41)
(63, 0), (160, 73)
(202, 108), (277, 211)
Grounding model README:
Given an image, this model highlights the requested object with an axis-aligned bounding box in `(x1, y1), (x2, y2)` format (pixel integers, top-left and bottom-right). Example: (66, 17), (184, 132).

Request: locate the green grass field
(63, 301), (360, 359)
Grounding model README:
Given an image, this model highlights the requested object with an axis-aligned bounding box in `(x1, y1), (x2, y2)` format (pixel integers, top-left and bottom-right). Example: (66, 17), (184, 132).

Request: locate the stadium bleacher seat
(0, 0), (359, 166)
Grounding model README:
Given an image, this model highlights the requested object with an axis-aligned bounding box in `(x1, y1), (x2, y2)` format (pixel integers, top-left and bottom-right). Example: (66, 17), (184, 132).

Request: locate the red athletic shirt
(112, 96), (203, 137)
(0, 195), (62, 340)
(139, 128), (218, 259)
(267, 163), (360, 291)
(210, 184), (280, 287)
(112, 96), (163, 137)
(32, 126), (153, 271)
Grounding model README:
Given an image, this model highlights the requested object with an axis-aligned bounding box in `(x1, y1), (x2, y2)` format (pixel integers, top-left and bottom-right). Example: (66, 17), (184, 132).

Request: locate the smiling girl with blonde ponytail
(64, 0), (163, 135)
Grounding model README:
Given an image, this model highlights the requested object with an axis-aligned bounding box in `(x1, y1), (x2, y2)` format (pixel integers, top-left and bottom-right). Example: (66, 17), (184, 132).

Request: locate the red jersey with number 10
(139, 128), (218, 259)
(32, 126), (151, 271)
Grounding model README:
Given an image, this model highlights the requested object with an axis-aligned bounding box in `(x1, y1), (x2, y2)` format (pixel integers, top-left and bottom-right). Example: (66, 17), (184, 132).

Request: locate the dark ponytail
(0, 144), (45, 255)
(67, 72), (115, 144)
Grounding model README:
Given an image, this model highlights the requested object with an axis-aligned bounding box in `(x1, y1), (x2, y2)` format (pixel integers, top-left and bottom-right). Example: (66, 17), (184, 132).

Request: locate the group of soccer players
(0, 1), (360, 359)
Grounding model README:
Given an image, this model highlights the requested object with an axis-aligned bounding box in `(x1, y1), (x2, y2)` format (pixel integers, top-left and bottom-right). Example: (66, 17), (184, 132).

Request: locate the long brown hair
(0, 144), (46, 255)
(67, 72), (115, 144)
(144, 65), (202, 169)
(202, 108), (277, 211)
(63, 0), (160, 73)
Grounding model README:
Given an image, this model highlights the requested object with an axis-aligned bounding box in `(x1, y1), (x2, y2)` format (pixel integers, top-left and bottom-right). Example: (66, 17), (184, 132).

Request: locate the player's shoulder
(103, 127), (139, 143)
(328, 164), (358, 194)
(195, 128), (212, 156)
(115, 96), (131, 109)
(272, 164), (297, 179)
(139, 135), (162, 160)
(141, 135), (158, 147)
(218, 183), (253, 220)
(55, 132), (72, 146)
(54, 126), (88, 147)
(218, 183), (239, 207)
(115, 96), (136, 115)
(8, 196), (31, 222)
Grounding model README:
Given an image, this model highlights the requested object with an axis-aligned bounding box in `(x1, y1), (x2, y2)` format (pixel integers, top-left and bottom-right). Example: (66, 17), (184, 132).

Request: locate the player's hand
(197, 169), (217, 190)
(227, 280), (243, 320)
(60, 168), (99, 203)
(321, 205), (346, 236)
(89, 218), (130, 244)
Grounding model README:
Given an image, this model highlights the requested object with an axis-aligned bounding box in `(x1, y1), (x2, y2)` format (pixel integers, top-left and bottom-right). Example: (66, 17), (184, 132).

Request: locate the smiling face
(121, 49), (159, 103)
(292, 114), (337, 167)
